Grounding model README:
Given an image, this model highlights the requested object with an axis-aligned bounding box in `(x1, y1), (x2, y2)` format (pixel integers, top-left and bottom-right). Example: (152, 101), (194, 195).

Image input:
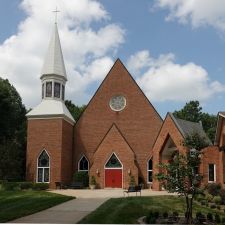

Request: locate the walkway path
(11, 189), (175, 223)
(10, 198), (107, 224)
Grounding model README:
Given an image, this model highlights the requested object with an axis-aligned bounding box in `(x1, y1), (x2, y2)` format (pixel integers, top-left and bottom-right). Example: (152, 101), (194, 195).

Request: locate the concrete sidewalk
(10, 198), (107, 224)
(50, 188), (176, 198)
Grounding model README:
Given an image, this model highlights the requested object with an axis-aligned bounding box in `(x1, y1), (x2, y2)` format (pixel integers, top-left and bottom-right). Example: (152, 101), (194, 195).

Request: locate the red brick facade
(26, 118), (73, 188)
(26, 59), (225, 190)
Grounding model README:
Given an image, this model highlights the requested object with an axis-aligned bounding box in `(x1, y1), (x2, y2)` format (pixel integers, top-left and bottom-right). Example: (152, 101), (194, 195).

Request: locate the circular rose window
(109, 95), (126, 111)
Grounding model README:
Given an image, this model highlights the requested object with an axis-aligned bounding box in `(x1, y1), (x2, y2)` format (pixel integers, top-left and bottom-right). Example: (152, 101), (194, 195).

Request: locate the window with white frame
(208, 164), (216, 182)
(37, 150), (50, 183)
(148, 158), (153, 183)
(78, 156), (89, 171)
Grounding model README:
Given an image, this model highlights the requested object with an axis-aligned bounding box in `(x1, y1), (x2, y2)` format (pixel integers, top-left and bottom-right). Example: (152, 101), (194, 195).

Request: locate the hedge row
(0, 181), (49, 191)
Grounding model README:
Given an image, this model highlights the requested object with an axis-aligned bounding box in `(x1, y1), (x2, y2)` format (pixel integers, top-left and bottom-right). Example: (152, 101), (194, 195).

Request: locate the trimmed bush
(2, 182), (20, 191)
(206, 183), (221, 196)
(205, 193), (213, 202)
(73, 171), (89, 187)
(213, 196), (222, 205)
(19, 182), (33, 190)
(33, 183), (49, 190)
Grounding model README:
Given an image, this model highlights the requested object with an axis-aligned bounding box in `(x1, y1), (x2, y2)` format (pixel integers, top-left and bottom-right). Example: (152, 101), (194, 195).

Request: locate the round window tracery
(109, 95), (126, 111)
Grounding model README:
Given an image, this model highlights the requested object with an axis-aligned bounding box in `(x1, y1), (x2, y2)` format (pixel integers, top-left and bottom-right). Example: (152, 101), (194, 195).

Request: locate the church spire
(41, 23), (67, 81)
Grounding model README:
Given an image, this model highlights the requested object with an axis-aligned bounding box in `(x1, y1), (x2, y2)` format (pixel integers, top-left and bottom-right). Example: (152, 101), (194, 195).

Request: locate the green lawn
(0, 190), (74, 222)
(79, 196), (225, 224)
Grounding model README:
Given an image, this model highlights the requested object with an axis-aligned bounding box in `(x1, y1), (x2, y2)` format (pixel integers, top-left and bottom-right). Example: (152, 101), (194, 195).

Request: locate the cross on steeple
(53, 7), (60, 24)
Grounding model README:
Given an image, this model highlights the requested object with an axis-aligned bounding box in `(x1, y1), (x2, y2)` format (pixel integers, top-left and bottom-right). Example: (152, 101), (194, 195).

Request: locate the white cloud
(127, 50), (225, 102)
(154, 0), (225, 32)
(0, 0), (125, 108)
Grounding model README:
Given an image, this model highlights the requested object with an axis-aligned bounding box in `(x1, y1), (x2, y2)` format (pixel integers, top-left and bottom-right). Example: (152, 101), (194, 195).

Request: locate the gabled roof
(41, 23), (67, 80)
(169, 113), (212, 144)
(26, 100), (75, 124)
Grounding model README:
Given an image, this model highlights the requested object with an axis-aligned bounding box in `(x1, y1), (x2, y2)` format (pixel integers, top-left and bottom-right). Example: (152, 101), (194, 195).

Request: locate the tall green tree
(156, 132), (209, 224)
(173, 101), (217, 142)
(0, 78), (27, 180)
(65, 100), (86, 121)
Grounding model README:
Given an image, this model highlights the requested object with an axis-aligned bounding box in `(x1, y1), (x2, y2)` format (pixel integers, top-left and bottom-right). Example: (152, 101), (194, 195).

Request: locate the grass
(0, 190), (74, 222)
(79, 196), (225, 224)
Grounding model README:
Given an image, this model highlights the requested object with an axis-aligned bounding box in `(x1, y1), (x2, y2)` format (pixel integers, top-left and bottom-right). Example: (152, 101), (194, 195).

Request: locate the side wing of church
(26, 24), (225, 190)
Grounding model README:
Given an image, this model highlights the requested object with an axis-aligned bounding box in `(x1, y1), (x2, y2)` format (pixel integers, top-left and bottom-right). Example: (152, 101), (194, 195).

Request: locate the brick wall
(26, 118), (73, 188)
(90, 124), (138, 189)
(74, 59), (162, 187)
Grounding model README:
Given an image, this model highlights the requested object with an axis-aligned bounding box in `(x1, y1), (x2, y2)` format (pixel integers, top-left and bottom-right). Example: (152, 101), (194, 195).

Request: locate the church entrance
(105, 153), (122, 188)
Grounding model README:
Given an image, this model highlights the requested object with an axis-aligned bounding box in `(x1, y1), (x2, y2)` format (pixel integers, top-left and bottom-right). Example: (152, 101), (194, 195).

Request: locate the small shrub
(213, 196), (222, 205)
(216, 205), (221, 210)
(210, 203), (216, 209)
(222, 217), (225, 223)
(215, 214), (221, 223)
(33, 183), (49, 190)
(89, 176), (96, 185)
(206, 183), (221, 196)
(73, 171), (89, 187)
(19, 182), (33, 190)
(196, 194), (204, 202)
(207, 213), (213, 221)
(205, 193), (213, 202)
(2, 182), (20, 191)
(163, 212), (168, 218)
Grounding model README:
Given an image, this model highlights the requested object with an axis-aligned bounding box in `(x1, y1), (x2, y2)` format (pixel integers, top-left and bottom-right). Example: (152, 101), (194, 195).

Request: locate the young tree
(156, 132), (209, 224)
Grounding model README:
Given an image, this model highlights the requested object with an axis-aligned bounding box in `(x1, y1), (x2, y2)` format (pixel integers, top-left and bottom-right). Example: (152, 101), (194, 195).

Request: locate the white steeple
(26, 23), (75, 125)
(41, 23), (67, 81)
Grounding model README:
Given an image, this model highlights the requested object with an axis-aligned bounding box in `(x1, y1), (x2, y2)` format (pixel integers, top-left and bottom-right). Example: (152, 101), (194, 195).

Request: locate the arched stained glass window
(37, 150), (50, 183)
(78, 156), (89, 171)
(147, 158), (153, 183)
(105, 153), (122, 168)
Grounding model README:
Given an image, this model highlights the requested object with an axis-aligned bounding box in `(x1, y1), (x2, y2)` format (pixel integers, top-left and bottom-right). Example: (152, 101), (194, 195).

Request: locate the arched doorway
(105, 153), (123, 188)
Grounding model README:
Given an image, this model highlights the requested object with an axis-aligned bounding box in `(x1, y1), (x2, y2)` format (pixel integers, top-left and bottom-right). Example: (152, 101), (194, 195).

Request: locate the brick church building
(26, 24), (225, 190)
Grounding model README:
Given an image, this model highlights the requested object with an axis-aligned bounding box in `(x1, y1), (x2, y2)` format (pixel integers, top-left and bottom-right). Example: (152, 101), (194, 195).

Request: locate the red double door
(105, 169), (122, 188)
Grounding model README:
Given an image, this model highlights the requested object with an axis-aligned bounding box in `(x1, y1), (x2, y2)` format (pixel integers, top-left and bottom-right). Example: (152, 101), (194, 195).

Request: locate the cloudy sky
(1, 0), (225, 117)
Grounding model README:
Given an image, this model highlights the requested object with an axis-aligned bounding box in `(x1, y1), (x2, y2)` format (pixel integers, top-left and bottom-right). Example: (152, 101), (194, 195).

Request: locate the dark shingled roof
(169, 113), (212, 145)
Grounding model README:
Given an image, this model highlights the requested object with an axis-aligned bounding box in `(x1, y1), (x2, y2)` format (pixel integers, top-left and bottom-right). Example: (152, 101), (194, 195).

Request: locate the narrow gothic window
(62, 85), (65, 100)
(78, 156), (89, 171)
(46, 82), (52, 97)
(37, 150), (50, 183)
(54, 82), (60, 98)
(208, 164), (216, 182)
(147, 159), (153, 183)
(42, 83), (44, 99)
(105, 153), (122, 168)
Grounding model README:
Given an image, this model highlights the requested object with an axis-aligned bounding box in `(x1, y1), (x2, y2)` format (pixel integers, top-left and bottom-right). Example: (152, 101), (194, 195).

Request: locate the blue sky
(0, 0), (225, 118)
